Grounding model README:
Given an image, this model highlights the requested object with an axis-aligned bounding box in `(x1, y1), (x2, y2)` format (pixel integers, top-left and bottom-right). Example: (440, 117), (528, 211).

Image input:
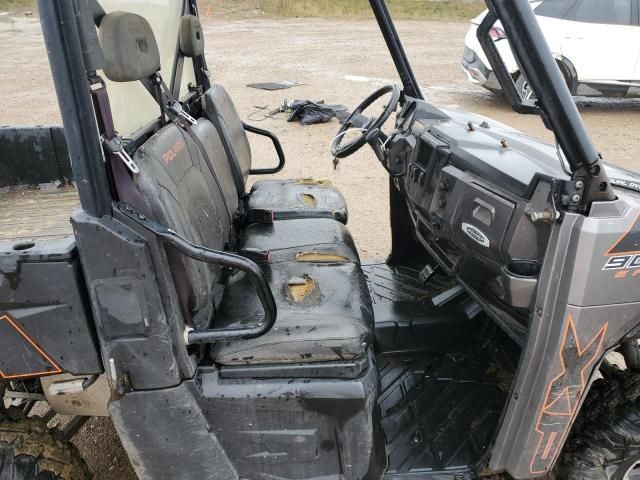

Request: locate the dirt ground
(2, 13), (640, 479)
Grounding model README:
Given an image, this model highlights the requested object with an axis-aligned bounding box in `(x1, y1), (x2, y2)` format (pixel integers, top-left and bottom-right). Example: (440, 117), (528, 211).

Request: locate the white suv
(462, 0), (640, 98)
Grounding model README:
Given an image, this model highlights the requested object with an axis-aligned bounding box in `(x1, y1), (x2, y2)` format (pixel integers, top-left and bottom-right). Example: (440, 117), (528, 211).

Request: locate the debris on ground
(247, 80), (300, 91)
(287, 100), (349, 125)
(247, 100), (349, 125)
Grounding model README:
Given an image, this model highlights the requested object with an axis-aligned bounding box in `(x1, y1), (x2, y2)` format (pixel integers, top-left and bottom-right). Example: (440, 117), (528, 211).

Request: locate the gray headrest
(99, 12), (161, 82)
(179, 15), (204, 58)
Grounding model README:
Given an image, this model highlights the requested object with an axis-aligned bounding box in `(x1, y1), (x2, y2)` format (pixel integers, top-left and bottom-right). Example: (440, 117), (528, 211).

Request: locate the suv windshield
(567, 0), (633, 25)
(535, 0), (634, 25)
(534, 0), (576, 18)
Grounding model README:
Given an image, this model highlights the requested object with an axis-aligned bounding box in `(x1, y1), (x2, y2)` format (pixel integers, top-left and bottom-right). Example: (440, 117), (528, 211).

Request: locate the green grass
(213, 0), (486, 20)
(0, 0), (34, 11)
(0, 0), (484, 20)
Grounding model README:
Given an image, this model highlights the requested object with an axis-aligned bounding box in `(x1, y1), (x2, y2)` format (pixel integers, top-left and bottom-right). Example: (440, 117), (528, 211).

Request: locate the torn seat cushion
(248, 179), (348, 224)
(240, 218), (360, 264)
(212, 261), (373, 366)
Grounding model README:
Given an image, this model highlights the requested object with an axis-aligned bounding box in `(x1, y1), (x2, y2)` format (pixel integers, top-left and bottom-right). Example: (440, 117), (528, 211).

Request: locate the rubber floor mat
(363, 263), (451, 304)
(377, 347), (514, 477)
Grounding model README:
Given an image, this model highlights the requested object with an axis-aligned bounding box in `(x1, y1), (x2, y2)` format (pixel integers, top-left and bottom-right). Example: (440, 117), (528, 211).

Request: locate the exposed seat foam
(203, 84), (350, 224)
(213, 261), (373, 366)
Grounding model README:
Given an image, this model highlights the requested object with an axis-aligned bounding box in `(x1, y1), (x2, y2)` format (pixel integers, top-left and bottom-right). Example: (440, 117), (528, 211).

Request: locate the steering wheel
(331, 84), (401, 159)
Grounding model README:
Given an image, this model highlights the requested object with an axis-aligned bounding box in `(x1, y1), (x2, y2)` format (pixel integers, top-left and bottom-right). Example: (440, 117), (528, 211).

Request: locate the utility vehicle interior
(2, 0), (640, 479)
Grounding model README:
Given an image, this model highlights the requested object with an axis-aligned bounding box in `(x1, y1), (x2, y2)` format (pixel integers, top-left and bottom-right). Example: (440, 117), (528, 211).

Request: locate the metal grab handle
(243, 122), (286, 175)
(119, 203), (277, 345)
(477, 10), (538, 115)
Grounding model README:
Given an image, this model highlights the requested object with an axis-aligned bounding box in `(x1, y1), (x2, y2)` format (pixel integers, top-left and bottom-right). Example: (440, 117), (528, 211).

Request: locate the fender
(489, 200), (640, 479)
(554, 54), (579, 95)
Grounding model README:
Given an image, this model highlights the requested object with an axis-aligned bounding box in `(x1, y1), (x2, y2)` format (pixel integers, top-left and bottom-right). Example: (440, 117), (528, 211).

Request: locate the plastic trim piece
(0, 313), (63, 379)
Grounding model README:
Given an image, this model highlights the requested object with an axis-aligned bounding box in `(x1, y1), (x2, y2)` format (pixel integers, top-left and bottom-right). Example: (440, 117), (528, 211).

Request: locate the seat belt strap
(90, 76), (196, 325)
(89, 76), (152, 218)
(141, 73), (197, 126)
(183, 126), (234, 225)
(205, 101), (247, 198)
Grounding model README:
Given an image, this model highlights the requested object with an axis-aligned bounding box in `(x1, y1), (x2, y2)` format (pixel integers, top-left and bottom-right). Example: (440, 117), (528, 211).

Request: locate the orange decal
(0, 314), (62, 379)
(616, 271), (629, 279)
(530, 316), (608, 474)
(162, 139), (186, 164)
(607, 212), (640, 256)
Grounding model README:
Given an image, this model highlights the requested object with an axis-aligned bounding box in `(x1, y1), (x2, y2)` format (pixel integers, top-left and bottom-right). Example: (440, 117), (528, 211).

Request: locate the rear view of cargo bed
(0, 186), (78, 244)
(1, 125), (78, 246)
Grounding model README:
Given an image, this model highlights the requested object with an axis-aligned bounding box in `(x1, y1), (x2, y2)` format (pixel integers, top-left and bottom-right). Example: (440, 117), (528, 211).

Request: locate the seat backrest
(134, 122), (232, 325)
(177, 15), (251, 197)
(203, 84), (252, 195)
(189, 119), (239, 216)
(98, 11), (238, 327)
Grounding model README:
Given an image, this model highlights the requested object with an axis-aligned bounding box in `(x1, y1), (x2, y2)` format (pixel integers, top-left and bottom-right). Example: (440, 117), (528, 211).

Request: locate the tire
(515, 74), (537, 101)
(515, 64), (573, 101)
(0, 408), (91, 480)
(554, 369), (640, 479)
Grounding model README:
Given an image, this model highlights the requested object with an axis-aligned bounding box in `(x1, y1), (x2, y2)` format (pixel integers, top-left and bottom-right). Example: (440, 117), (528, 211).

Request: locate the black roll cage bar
(369, 0), (424, 101)
(369, 0), (614, 208)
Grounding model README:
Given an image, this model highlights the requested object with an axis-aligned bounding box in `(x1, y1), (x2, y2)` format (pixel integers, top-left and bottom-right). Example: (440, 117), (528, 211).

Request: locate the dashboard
(383, 98), (567, 317)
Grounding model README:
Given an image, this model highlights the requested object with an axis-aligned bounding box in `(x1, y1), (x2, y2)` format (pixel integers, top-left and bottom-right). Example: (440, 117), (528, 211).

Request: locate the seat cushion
(248, 179), (348, 224)
(212, 261), (374, 366)
(240, 218), (360, 264)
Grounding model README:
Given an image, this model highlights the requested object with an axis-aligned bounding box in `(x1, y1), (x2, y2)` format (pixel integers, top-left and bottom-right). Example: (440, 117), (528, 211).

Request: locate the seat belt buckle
(168, 101), (197, 126)
(247, 209), (275, 225)
(101, 135), (140, 175)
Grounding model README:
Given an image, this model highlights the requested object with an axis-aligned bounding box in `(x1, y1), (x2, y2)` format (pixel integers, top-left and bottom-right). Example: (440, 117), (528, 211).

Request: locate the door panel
(559, 0), (639, 84)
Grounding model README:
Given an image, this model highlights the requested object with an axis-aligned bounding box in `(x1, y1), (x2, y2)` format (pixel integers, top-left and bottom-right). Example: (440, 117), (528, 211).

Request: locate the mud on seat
(134, 120), (366, 343)
(213, 261), (373, 365)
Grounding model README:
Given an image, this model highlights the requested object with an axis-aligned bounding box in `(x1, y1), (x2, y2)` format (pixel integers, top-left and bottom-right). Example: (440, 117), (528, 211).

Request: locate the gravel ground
(1, 13), (640, 479)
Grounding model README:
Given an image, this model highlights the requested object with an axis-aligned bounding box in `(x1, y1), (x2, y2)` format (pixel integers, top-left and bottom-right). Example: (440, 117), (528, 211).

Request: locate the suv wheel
(516, 74), (536, 101)
(515, 63), (573, 101)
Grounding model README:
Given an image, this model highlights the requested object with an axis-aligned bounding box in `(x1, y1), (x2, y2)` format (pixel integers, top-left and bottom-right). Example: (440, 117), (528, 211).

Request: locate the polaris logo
(462, 222), (491, 248)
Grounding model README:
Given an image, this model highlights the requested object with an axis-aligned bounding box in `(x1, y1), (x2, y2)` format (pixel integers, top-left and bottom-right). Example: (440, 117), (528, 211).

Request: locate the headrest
(99, 12), (161, 82)
(179, 15), (205, 58)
